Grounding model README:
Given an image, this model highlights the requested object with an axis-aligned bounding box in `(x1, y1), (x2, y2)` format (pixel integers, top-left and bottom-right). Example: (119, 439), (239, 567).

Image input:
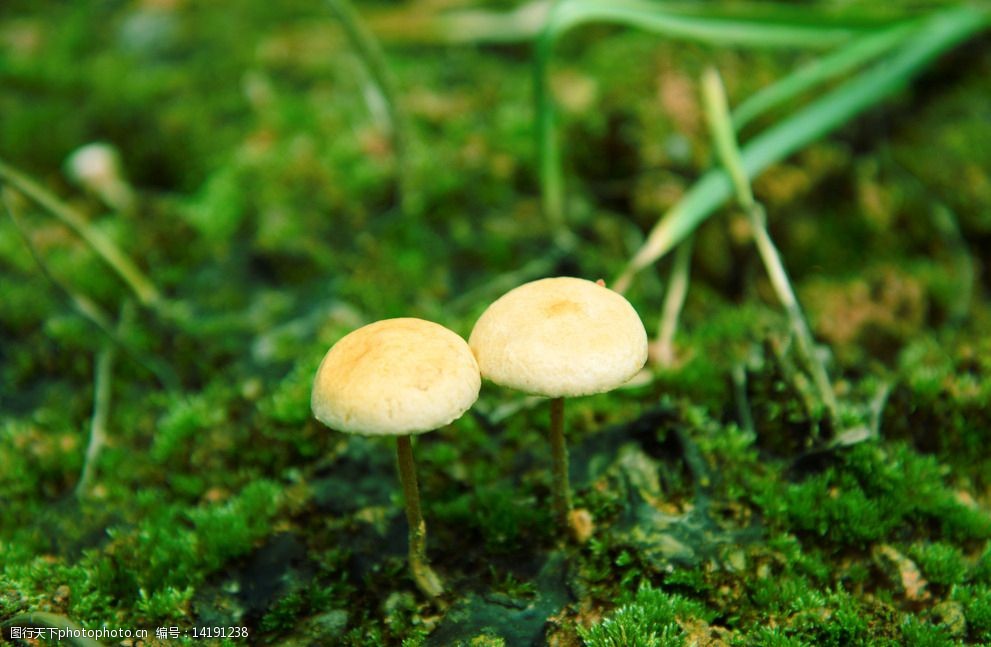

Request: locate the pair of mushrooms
(310, 277), (648, 598)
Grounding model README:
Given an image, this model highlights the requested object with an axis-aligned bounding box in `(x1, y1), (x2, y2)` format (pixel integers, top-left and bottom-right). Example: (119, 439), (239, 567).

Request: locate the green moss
(886, 336), (991, 472)
(899, 616), (955, 647)
(153, 392), (227, 463)
(260, 589), (306, 633)
(789, 588), (894, 647)
(2, 480), (281, 628)
(431, 482), (551, 554)
(910, 543), (968, 588)
(974, 544), (991, 584)
(181, 164), (250, 243)
(259, 352), (324, 427)
(135, 585), (196, 626)
(579, 585), (714, 647)
(736, 626), (812, 647)
(756, 443), (991, 548)
(953, 584), (991, 642)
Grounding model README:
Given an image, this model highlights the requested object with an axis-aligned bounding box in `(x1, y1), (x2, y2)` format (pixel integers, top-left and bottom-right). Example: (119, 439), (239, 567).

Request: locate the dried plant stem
(76, 301), (134, 498)
(701, 67), (837, 419)
(752, 205), (837, 418)
(77, 342), (114, 497)
(396, 435), (443, 598)
(732, 363), (756, 437)
(653, 235), (693, 366)
(548, 396), (571, 528)
(0, 157), (161, 308)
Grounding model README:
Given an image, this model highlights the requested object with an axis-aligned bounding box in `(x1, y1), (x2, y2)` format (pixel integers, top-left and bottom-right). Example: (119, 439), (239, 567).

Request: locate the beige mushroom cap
(469, 277), (648, 397)
(311, 318), (481, 436)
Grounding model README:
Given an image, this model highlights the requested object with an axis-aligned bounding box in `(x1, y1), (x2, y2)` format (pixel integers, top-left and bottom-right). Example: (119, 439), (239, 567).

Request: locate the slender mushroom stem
(395, 435), (444, 598)
(548, 396), (571, 528)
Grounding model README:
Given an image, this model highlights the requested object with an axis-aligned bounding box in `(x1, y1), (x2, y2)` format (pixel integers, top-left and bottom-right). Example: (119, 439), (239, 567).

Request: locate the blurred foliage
(1, 0), (990, 645)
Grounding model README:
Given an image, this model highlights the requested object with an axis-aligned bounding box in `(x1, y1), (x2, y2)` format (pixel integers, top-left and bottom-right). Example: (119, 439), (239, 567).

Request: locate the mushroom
(64, 142), (135, 213)
(311, 318), (480, 598)
(469, 277), (647, 534)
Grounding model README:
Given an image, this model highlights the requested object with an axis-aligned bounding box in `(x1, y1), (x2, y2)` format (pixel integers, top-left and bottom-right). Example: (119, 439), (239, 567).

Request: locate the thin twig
(652, 235), (693, 366)
(76, 341), (114, 497)
(751, 204), (837, 418)
(76, 301), (133, 498)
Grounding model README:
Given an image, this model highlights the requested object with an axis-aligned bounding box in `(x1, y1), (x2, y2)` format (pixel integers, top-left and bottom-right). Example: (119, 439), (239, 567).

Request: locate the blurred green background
(2, 1), (991, 645)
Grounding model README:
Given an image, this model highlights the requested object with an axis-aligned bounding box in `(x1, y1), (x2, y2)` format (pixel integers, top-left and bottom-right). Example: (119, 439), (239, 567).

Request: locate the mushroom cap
(65, 142), (121, 187)
(311, 318), (480, 436)
(469, 277), (648, 397)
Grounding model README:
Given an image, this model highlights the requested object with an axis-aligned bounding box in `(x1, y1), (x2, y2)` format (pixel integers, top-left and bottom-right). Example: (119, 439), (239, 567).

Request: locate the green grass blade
(545, 0), (862, 47)
(616, 5), (989, 287)
(703, 67), (837, 418)
(653, 233), (693, 367)
(434, 1), (551, 44)
(2, 190), (177, 390)
(628, 1), (925, 28)
(535, 0), (877, 237)
(704, 67), (754, 209)
(430, 0), (912, 45)
(0, 157), (162, 308)
(732, 19), (919, 130)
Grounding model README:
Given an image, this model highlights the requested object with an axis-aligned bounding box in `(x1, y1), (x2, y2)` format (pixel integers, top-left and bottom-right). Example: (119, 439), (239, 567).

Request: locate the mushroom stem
(549, 396), (572, 527)
(395, 435), (444, 598)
